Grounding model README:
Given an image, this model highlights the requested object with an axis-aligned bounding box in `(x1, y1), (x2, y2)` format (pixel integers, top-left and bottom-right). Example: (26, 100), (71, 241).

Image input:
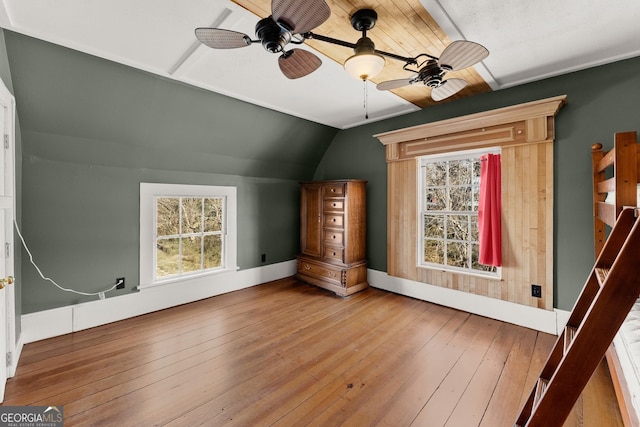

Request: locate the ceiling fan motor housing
(256, 16), (291, 53)
(419, 59), (446, 87)
(353, 36), (376, 55)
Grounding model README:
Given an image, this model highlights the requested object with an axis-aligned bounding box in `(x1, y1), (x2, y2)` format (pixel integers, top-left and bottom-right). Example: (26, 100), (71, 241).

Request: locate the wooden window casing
(374, 96), (566, 309)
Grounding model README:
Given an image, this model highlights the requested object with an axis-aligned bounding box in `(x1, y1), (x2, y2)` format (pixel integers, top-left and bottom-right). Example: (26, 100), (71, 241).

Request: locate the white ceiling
(0, 0), (639, 129)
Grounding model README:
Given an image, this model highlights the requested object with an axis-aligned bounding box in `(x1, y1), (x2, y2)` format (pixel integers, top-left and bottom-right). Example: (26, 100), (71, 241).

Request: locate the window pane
(204, 198), (223, 232)
(157, 237), (180, 278)
(181, 236), (202, 273)
(157, 198), (180, 236)
(425, 162), (446, 186)
(472, 160), (481, 212)
(426, 188), (446, 211)
(424, 239), (444, 264)
(447, 242), (469, 268)
(418, 152), (498, 278)
(424, 215), (444, 239)
(471, 217), (479, 241)
(449, 159), (472, 186)
(181, 198), (202, 234)
(447, 214), (469, 241)
(450, 187), (472, 211)
(204, 235), (222, 269)
(473, 159), (481, 182)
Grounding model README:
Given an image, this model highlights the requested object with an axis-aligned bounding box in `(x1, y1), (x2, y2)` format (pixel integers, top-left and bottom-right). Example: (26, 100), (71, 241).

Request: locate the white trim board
(368, 269), (570, 335)
(22, 260), (296, 344)
(22, 264), (570, 344)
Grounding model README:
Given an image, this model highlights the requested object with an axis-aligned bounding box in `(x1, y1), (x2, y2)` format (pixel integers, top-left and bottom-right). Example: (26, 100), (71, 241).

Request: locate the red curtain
(478, 154), (502, 266)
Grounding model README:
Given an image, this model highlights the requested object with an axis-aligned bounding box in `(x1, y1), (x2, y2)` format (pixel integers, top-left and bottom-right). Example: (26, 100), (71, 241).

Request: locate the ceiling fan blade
(272, 0), (331, 33)
(195, 28), (252, 49)
(438, 40), (489, 71)
(431, 78), (467, 101)
(278, 49), (322, 79)
(377, 78), (414, 91)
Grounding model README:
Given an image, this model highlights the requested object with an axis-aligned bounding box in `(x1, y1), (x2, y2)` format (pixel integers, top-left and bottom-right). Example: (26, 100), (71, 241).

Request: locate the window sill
(139, 265), (240, 291)
(417, 264), (502, 281)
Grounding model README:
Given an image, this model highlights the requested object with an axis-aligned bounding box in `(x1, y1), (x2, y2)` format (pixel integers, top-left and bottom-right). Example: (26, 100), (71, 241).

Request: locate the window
(140, 183), (237, 288)
(418, 148), (500, 277)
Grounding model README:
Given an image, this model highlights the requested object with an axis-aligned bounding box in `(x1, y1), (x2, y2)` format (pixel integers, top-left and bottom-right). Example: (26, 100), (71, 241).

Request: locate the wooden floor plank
(64, 284), (380, 424)
(583, 359), (625, 427)
(443, 322), (520, 427)
(5, 280), (328, 405)
(164, 290), (421, 426)
(371, 313), (489, 426)
(308, 306), (469, 426)
(410, 317), (503, 426)
(1, 278), (623, 427)
(314, 303), (461, 426)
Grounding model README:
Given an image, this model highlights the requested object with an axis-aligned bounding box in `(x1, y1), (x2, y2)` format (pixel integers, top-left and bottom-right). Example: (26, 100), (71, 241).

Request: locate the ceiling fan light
(344, 36), (385, 80)
(344, 52), (385, 80)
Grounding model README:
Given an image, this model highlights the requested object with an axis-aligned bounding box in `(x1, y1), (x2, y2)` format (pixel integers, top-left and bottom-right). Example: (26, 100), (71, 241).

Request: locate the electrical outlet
(116, 277), (125, 290)
(531, 284), (542, 298)
(261, 253), (266, 262)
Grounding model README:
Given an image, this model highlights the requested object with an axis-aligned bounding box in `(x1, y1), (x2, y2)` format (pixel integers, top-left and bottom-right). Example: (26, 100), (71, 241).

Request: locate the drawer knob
(304, 264), (310, 270)
(332, 218), (336, 222)
(332, 235), (336, 239)
(332, 252), (336, 256)
(333, 203), (337, 207)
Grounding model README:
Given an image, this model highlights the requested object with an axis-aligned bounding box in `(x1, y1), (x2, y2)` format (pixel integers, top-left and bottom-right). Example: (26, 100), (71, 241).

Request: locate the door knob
(0, 276), (14, 289)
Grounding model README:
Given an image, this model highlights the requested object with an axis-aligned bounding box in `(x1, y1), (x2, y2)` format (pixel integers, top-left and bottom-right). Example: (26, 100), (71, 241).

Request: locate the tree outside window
(155, 196), (224, 279)
(420, 152), (498, 276)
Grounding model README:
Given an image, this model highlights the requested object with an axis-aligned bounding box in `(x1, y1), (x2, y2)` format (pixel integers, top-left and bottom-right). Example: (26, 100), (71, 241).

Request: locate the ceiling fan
(195, 0), (489, 101)
(375, 41), (489, 101)
(195, 0), (331, 79)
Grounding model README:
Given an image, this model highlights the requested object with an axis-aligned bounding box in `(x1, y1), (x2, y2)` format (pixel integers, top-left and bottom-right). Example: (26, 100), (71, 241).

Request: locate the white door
(0, 78), (16, 403)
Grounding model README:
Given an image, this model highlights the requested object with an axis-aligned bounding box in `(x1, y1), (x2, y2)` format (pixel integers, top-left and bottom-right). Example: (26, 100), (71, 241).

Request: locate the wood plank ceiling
(234, 0), (492, 108)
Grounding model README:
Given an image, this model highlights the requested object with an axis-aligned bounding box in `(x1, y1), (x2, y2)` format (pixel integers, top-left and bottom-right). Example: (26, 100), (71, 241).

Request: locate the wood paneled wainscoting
(1, 279), (622, 426)
(375, 96), (566, 310)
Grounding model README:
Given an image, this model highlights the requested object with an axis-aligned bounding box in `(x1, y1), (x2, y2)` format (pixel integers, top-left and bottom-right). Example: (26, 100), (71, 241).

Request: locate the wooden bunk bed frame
(592, 131), (640, 253)
(592, 130), (640, 427)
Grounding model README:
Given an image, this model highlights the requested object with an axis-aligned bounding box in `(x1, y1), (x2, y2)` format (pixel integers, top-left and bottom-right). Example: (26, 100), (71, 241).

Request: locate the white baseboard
(368, 269), (569, 335)
(22, 263), (569, 345)
(22, 260), (296, 344)
(555, 308), (571, 333)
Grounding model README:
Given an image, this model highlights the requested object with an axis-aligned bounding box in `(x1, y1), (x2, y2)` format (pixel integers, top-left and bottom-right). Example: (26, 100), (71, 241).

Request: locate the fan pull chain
(363, 79), (369, 120)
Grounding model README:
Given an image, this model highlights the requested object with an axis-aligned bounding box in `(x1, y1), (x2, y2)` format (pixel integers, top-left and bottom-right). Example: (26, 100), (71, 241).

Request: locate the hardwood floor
(2, 278), (623, 426)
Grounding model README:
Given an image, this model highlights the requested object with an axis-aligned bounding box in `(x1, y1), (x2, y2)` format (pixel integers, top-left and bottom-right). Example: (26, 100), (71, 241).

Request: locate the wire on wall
(14, 219), (119, 300)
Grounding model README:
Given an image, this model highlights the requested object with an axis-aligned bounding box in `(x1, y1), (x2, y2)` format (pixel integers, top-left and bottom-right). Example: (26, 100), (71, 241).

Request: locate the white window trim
(417, 147), (502, 279)
(139, 183), (238, 289)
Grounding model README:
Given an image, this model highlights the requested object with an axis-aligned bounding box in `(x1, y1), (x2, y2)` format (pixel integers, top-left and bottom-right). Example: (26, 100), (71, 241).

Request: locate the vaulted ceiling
(0, 0), (639, 129)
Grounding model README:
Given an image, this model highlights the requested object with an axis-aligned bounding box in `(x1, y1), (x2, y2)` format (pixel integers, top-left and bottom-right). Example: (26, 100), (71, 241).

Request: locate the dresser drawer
(297, 258), (342, 284)
(322, 245), (344, 262)
(323, 198), (344, 212)
(323, 230), (344, 245)
(324, 183), (345, 196)
(296, 255), (369, 297)
(324, 214), (344, 228)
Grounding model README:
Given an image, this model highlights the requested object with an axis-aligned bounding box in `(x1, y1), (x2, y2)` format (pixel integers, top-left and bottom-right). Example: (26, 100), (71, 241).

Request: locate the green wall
(315, 55), (640, 311)
(5, 29), (640, 314)
(5, 31), (338, 313)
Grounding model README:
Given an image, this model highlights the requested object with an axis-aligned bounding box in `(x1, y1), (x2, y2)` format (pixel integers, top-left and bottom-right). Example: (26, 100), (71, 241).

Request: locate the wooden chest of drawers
(296, 180), (368, 296)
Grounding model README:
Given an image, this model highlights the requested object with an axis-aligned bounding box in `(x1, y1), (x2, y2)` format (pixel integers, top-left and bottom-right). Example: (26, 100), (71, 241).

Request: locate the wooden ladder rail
(515, 207), (640, 427)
